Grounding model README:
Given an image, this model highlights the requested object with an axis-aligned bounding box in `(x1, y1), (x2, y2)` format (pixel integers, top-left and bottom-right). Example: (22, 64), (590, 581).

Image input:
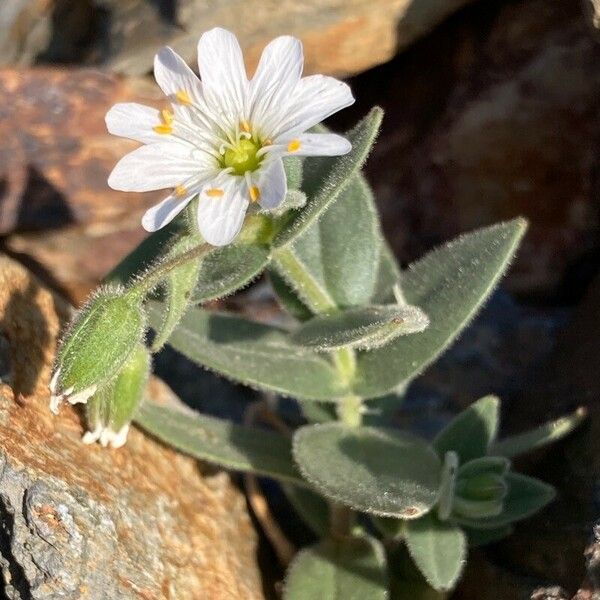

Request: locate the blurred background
(0, 0), (598, 597)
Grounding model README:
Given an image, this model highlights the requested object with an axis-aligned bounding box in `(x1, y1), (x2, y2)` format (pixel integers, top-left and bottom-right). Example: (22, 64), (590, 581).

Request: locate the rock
(333, 0), (600, 297)
(0, 68), (165, 235)
(2, 0), (480, 77)
(489, 273), (600, 592)
(98, 0), (478, 77)
(0, 255), (264, 599)
(5, 220), (149, 305)
(0, 1), (54, 67)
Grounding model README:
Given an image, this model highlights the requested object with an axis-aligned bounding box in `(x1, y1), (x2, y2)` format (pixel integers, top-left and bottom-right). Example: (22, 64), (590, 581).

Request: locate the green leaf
(293, 423), (441, 518)
(282, 484), (330, 537)
(291, 304), (429, 351)
(465, 525), (513, 547)
(353, 219), (528, 398)
(268, 268), (313, 321)
(457, 456), (510, 479)
(433, 396), (500, 463)
(275, 108), (383, 248)
(284, 536), (388, 600)
(454, 472), (555, 529)
(151, 235), (202, 351)
(192, 243), (270, 302)
(371, 243), (402, 304)
(148, 302), (348, 401)
(404, 513), (467, 592)
(388, 545), (447, 600)
(273, 173), (383, 313)
(490, 406), (587, 458)
(300, 401), (337, 423)
(135, 403), (304, 485)
(371, 516), (405, 539)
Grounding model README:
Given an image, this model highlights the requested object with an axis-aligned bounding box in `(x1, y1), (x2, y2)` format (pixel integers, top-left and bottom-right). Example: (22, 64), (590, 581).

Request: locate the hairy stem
(127, 241), (212, 298)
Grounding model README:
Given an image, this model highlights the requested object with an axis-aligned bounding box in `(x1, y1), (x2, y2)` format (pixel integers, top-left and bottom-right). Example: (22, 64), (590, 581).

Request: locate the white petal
(105, 103), (162, 144)
(142, 191), (195, 232)
(67, 385), (97, 406)
(197, 179), (249, 246)
(273, 75), (354, 139)
(257, 158), (287, 209)
(108, 141), (206, 192)
(250, 36), (303, 130)
(154, 46), (203, 101)
(197, 28), (248, 123)
(82, 425), (102, 445)
(286, 133), (351, 157)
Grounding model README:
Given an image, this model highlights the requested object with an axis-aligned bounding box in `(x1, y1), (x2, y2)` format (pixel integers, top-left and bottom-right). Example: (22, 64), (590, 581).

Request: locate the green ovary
(222, 138), (262, 175)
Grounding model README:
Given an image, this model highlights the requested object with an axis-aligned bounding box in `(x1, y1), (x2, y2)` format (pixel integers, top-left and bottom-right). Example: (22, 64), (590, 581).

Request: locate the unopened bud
(50, 286), (146, 414)
(83, 344), (150, 448)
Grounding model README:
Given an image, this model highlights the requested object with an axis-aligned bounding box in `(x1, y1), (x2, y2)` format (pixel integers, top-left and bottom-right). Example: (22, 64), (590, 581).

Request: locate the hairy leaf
(454, 472), (555, 529)
(136, 403), (303, 485)
(353, 219), (528, 398)
(465, 525), (513, 547)
(284, 536), (388, 600)
(371, 243), (402, 304)
(273, 174), (383, 313)
(404, 513), (467, 592)
(192, 243), (271, 302)
(490, 406), (587, 458)
(293, 423), (441, 518)
(433, 396), (500, 463)
(275, 108), (383, 248)
(151, 235), (202, 351)
(282, 484), (330, 537)
(291, 304), (429, 351)
(147, 303), (347, 401)
(268, 267), (313, 321)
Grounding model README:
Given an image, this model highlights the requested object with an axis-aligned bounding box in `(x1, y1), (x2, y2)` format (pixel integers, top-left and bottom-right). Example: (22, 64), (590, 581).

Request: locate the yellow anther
(175, 90), (192, 105)
(161, 108), (174, 125)
(262, 138), (273, 147)
(249, 186), (261, 203)
(153, 124), (173, 135)
(240, 120), (251, 133)
(287, 139), (301, 153)
(206, 188), (224, 198)
(174, 185), (188, 198)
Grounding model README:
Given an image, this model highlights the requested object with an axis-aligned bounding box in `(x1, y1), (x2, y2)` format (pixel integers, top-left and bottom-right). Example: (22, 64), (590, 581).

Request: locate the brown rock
(0, 254), (263, 599)
(101, 0), (476, 77)
(0, 68), (165, 234)
(336, 0), (600, 296)
(3, 0), (479, 78)
(5, 218), (149, 304)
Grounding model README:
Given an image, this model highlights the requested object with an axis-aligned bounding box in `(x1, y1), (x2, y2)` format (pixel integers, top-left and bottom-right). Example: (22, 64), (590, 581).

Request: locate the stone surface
(332, 0), (600, 297)
(0, 68), (165, 235)
(0, 255), (263, 599)
(493, 273), (600, 593)
(2, 0), (479, 78)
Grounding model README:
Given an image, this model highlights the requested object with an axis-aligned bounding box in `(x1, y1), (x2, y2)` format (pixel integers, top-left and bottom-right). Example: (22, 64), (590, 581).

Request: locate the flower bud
(453, 471), (508, 519)
(50, 286), (146, 414)
(83, 343), (150, 448)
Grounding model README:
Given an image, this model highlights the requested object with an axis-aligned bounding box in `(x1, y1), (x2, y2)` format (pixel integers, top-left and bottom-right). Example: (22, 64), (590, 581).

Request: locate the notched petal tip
(82, 424), (130, 448)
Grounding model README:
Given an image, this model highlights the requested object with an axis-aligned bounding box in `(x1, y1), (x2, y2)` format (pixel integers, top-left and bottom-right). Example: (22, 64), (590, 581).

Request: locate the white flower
(82, 424), (130, 449)
(106, 28), (355, 246)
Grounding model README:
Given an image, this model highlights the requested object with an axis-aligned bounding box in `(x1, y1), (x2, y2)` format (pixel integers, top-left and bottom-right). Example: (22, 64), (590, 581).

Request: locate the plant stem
(127, 241), (212, 298)
(272, 246), (337, 313)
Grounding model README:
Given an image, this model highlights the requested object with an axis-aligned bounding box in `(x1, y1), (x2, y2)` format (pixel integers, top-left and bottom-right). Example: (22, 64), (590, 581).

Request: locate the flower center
(222, 138), (262, 176)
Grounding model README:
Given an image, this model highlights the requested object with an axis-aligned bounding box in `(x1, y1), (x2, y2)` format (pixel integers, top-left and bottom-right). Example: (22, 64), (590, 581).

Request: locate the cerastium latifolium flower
(49, 27), (587, 597)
